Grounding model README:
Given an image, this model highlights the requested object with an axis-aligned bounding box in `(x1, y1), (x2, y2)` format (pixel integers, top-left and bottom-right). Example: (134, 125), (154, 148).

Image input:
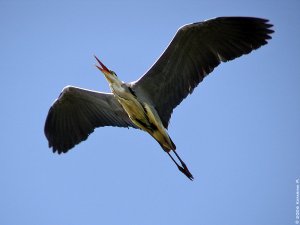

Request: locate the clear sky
(1, 0), (299, 225)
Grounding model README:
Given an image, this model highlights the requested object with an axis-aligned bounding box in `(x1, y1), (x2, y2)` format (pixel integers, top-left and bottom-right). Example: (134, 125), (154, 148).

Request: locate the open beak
(94, 55), (110, 76)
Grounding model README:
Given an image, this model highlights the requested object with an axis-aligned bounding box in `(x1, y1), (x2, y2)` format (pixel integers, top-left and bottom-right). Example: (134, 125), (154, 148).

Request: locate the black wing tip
(189, 16), (274, 39)
(217, 16), (274, 45)
(214, 16), (274, 29)
(52, 148), (70, 154)
(47, 141), (70, 154)
(47, 130), (92, 154)
(216, 16), (269, 22)
(51, 145), (68, 154)
(235, 16), (273, 31)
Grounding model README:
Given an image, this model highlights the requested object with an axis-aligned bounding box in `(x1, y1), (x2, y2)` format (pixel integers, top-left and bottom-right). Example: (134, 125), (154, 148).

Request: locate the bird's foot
(167, 150), (194, 180)
(177, 164), (194, 181)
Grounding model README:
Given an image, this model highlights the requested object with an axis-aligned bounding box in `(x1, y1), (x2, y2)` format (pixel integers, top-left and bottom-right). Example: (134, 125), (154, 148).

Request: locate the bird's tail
(169, 136), (176, 150)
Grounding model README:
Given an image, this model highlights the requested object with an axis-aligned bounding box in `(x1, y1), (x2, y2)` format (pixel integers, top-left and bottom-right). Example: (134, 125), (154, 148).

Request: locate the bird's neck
(109, 80), (126, 95)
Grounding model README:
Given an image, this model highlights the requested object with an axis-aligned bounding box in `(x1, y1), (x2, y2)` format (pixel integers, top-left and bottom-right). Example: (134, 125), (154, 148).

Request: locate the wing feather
(132, 17), (273, 128)
(44, 86), (137, 153)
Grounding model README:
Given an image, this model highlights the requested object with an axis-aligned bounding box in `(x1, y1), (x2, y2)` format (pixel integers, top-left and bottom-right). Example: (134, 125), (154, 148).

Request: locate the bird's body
(119, 95), (174, 153)
(44, 17), (273, 180)
(108, 73), (175, 152)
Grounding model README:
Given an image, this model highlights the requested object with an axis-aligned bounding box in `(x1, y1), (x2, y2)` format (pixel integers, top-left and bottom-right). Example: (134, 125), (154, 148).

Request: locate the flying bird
(44, 17), (273, 180)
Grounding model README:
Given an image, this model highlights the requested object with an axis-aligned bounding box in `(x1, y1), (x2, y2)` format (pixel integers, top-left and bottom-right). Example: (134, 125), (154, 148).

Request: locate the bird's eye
(111, 70), (118, 77)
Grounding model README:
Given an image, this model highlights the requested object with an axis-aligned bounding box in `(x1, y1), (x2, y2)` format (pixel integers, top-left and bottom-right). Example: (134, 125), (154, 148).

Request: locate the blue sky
(1, 0), (299, 224)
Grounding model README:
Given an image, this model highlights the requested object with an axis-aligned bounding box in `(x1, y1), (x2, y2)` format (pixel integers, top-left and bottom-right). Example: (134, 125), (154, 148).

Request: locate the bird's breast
(113, 91), (147, 123)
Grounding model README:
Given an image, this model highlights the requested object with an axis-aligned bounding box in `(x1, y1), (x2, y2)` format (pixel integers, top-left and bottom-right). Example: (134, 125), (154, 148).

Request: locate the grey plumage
(45, 86), (137, 153)
(131, 17), (273, 128)
(45, 17), (273, 155)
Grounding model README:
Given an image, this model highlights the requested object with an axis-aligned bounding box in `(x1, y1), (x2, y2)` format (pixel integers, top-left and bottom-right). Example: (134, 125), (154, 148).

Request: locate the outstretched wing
(44, 86), (137, 153)
(132, 17), (274, 128)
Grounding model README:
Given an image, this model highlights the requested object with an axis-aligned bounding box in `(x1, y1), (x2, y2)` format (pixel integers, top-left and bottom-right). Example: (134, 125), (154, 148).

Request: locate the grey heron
(44, 17), (273, 180)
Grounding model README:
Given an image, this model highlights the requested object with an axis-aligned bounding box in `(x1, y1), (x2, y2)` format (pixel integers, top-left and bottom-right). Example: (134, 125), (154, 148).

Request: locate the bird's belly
(118, 99), (145, 120)
(117, 96), (174, 151)
(116, 96), (148, 126)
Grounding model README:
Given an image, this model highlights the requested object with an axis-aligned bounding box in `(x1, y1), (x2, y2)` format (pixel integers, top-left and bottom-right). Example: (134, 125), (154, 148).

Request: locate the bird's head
(94, 55), (120, 85)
